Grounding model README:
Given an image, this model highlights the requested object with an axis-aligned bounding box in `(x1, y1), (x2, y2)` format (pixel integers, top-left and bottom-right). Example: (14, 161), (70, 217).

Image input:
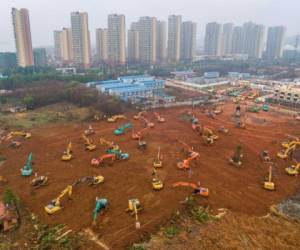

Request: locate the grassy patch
(128, 244), (146, 250)
(163, 225), (181, 239)
(192, 206), (212, 224)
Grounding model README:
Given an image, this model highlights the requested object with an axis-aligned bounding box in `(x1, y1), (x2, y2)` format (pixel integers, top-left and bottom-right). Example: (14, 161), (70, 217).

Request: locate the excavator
(151, 168), (163, 190)
(177, 141), (199, 170)
(31, 174), (48, 188)
(140, 116), (155, 128)
(45, 185), (72, 214)
(114, 123), (132, 135)
(201, 127), (219, 145)
(84, 125), (95, 136)
(229, 145), (243, 167)
(99, 138), (119, 152)
(92, 197), (109, 225)
(126, 199), (142, 229)
(21, 152), (33, 176)
(133, 111), (147, 120)
(261, 150), (271, 162)
(73, 175), (104, 186)
(106, 148), (129, 160)
(285, 162), (300, 176)
(277, 141), (300, 159)
(218, 126), (229, 134)
(8, 131), (31, 139)
(9, 141), (21, 148)
(61, 142), (72, 161)
(154, 112), (165, 122)
(263, 165), (275, 191)
(91, 154), (116, 167)
(107, 115), (126, 123)
(281, 139), (300, 149)
(137, 137), (147, 151)
(132, 127), (150, 140)
(153, 147), (162, 168)
(82, 134), (96, 151)
(172, 182), (209, 197)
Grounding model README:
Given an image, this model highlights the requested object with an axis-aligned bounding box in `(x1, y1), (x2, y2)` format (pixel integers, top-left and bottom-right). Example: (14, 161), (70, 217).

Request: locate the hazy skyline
(1, 0), (299, 52)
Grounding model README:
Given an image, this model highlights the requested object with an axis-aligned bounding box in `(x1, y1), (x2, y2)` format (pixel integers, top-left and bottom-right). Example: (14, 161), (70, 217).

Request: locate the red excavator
(132, 127), (150, 140)
(177, 140), (199, 170)
(172, 181), (209, 197)
(91, 154), (116, 167)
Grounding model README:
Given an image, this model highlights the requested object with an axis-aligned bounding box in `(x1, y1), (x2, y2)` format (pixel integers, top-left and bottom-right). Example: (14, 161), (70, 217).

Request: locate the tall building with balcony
(231, 26), (244, 54)
(71, 12), (91, 68)
(54, 28), (73, 64)
(156, 21), (167, 63)
(96, 28), (108, 64)
(107, 14), (126, 65)
(127, 28), (139, 63)
(11, 8), (34, 67)
(265, 26), (286, 60)
(204, 22), (222, 56)
(168, 15), (182, 63)
(180, 21), (197, 62)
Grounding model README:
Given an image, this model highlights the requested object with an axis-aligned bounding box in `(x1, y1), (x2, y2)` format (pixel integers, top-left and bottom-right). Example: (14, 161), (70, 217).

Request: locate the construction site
(0, 99), (300, 249)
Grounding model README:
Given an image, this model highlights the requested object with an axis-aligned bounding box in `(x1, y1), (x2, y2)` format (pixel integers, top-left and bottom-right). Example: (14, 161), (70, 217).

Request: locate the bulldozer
(82, 134), (96, 151)
(92, 197), (109, 225)
(31, 174), (48, 188)
(107, 115), (126, 123)
(172, 182), (209, 197)
(114, 123), (132, 136)
(62, 142), (72, 161)
(153, 147), (162, 168)
(285, 162), (300, 176)
(84, 125), (95, 136)
(263, 165), (275, 191)
(45, 185), (72, 214)
(154, 112), (165, 122)
(126, 199), (142, 229)
(8, 131), (31, 139)
(229, 146), (243, 167)
(21, 153), (33, 176)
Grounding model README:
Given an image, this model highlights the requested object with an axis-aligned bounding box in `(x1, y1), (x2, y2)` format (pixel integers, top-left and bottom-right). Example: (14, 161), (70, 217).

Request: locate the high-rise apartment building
(127, 28), (139, 63)
(204, 22), (222, 56)
(96, 28), (108, 63)
(107, 14), (126, 65)
(265, 26), (286, 60)
(168, 15), (182, 63)
(54, 28), (73, 64)
(242, 22), (265, 59)
(71, 12), (91, 68)
(231, 26), (244, 54)
(156, 21), (167, 63)
(180, 21), (197, 62)
(221, 23), (234, 55)
(11, 8), (34, 67)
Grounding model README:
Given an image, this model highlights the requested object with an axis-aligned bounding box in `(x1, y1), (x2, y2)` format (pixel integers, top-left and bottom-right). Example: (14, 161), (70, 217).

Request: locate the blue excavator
(114, 123), (132, 136)
(93, 198), (109, 225)
(21, 152), (33, 176)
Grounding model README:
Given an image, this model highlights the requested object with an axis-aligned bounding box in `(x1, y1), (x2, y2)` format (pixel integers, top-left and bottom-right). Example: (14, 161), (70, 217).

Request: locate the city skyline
(1, 0), (299, 51)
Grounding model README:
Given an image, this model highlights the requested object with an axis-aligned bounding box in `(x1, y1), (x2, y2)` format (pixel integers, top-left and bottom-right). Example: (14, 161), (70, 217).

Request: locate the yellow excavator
(285, 162), (300, 176)
(8, 131), (31, 139)
(202, 127), (219, 145)
(99, 138), (119, 151)
(151, 168), (163, 190)
(133, 111), (147, 120)
(263, 165), (275, 191)
(153, 147), (162, 168)
(62, 142), (72, 161)
(82, 134), (96, 151)
(277, 141), (299, 159)
(281, 139), (300, 148)
(84, 125), (95, 136)
(45, 185), (72, 214)
(126, 199), (142, 229)
(107, 115), (126, 122)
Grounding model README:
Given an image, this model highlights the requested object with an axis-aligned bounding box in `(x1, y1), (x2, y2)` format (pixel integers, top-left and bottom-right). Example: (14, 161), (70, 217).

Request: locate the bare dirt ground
(0, 103), (299, 249)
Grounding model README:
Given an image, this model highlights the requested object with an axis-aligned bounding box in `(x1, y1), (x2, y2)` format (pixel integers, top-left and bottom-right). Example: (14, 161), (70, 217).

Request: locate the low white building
(274, 85), (300, 104)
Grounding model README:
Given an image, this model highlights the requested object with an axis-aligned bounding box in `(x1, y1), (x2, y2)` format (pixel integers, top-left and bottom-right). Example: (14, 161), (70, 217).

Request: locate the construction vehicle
(107, 115), (126, 122)
(140, 116), (155, 128)
(8, 131), (31, 139)
(261, 150), (271, 162)
(132, 127), (150, 140)
(247, 106), (260, 113)
(84, 125), (95, 136)
(218, 126), (229, 134)
(92, 198), (109, 225)
(177, 151), (199, 170)
(74, 176), (105, 186)
(9, 141), (21, 148)
(152, 178), (163, 190)
(281, 139), (299, 149)
(154, 112), (165, 122)
(262, 104), (269, 112)
(277, 141), (300, 159)
(91, 154), (116, 167)
(172, 182), (209, 197)
(45, 185), (72, 214)
(114, 123), (132, 136)
(263, 165), (275, 191)
(82, 134), (96, 151)
(31, 174), (48, 188)
(229, 146), (243, 167)
(202, 127), (219, 145)
(133, 111), (147, 120)
(106, 149), (129, 160)
(21, 153), (33, 176)
(126, 199), (142, 229)
(153, 147), (162, 168)
(99, 138), (119, 151)
(62, 142), (72, 161)
(285, 162), (300, 176)
(137, 137), (147, 150)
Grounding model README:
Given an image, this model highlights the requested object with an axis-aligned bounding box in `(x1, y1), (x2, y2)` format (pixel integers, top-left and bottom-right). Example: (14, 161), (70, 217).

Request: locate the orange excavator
(154, 112), (165, 122)
(177, 140), (199, 170)
(172, 181), (209, 197)
(91, 154), (116, 167)
(140, 116), (155, 128)
(132, 127), (150, 140)
(133, 111), (147, 120)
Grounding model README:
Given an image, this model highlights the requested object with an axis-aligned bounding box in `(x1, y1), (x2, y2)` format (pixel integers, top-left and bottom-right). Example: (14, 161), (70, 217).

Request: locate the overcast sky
(0, 0), (299, 52)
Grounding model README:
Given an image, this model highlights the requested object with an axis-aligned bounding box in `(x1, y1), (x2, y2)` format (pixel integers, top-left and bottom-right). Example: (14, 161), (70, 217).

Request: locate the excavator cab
(31, 175), (48, 188)
(285, 162), (299, 176)
(126, 199), (142, 214)
(152, 178), (163, 190)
